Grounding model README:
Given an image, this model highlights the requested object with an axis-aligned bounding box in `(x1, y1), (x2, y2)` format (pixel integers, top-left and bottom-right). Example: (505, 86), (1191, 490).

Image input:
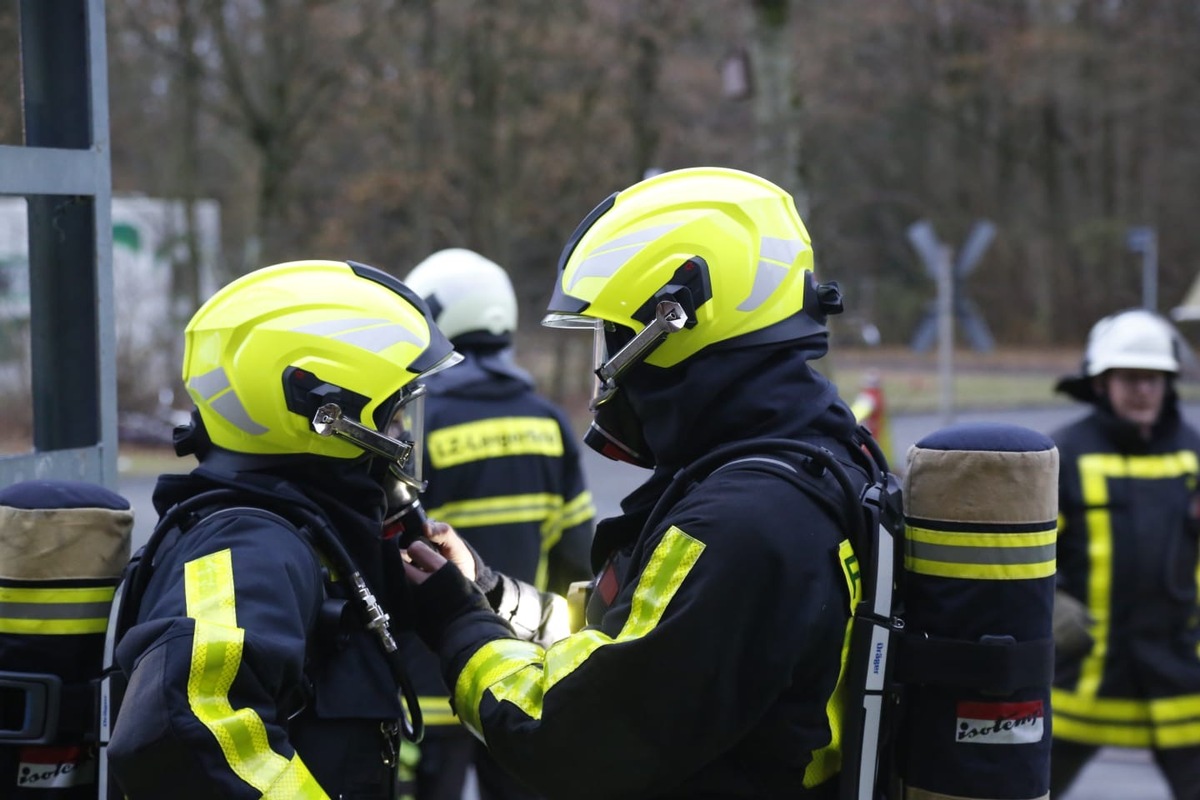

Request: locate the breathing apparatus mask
(546, 299), (689, 468)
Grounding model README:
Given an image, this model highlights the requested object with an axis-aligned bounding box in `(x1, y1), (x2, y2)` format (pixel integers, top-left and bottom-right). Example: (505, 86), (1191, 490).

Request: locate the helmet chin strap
(311, 403), (422, 489)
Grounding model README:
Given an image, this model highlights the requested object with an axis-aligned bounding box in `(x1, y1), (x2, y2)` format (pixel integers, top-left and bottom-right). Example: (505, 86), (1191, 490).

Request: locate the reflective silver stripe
(0, 600), (112, 620)
(906, 540), (1056, 566)
(188, 366), (231, 399)
(210, 391), (269, 435)
(294, 317), (423, 352)
(737, 259), (787, 312)
(292, 317), (390, 336)
(333, 323), (423, 353)
(567, 224), (681, 290)
(588, 224), (680, 257)
(759, 236), (807, 265)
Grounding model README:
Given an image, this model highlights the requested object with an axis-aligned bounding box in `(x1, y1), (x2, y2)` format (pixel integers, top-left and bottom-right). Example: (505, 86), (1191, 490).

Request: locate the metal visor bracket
(312, 402), (417, 484)
(591, 300), (688, 410)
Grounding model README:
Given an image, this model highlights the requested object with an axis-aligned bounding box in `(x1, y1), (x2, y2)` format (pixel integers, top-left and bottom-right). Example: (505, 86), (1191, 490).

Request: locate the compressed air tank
(897, 423), (1057, 800)
(0, 480), (132, 798)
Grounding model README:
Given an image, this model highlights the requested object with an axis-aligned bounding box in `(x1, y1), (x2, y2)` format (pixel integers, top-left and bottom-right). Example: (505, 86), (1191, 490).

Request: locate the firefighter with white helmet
(402, 248), (595, 800)
(402, 167), (876, 798)
(1050, 308), (1200, 797)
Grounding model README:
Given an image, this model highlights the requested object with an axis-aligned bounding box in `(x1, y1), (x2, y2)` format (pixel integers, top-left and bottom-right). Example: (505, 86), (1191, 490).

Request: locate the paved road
(118, 403), (1187, 799)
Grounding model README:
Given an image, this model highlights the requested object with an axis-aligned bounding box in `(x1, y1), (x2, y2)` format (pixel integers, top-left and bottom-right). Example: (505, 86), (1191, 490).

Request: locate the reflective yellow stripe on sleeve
(184, 549), (328, 798)
(454, 525), (705, 739)
(417, 695), (460, 727)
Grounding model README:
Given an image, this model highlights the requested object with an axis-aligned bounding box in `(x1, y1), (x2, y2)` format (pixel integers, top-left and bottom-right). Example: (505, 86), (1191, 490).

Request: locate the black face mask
(584, 385), (654, 468)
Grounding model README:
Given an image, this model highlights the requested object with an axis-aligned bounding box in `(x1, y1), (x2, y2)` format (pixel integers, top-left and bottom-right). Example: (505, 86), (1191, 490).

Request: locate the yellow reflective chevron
(427, 417), (563, 468)
(1073, 450), (1200, 700)
(454, 526), (704, 739)
(1052, 688), (1200, 747)
(0, 582), (116, 634)
(417, 695), (460, 727)
(904, 524), (1056, 580)
(184, 549), (327, 798)
(804, 539), (860, 788)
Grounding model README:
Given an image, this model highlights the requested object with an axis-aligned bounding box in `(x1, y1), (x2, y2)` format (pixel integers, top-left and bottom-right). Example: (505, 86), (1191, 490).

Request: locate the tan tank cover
(904, 445), (1058, 525)
(0, 505), (133, 580)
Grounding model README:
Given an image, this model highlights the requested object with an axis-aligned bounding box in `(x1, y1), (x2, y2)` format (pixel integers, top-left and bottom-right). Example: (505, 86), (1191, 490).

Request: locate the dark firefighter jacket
(404, 348), (595, 730)
(107, 459), (410, 799)
(1052, 385), (1200, 748)
(414, 340), (869, 800)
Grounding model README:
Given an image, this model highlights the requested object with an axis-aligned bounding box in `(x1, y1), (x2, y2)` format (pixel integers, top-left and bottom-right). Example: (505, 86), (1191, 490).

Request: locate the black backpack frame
(644, 428), (905, 800)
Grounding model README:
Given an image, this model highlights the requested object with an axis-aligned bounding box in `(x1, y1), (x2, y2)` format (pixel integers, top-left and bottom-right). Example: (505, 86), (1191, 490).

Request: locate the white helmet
(404, 248), (518, 341)
(1084, 308), (1180, 376)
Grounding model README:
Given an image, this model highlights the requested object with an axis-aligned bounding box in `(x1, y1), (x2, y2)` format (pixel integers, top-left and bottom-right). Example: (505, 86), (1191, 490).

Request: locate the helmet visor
(385, 385), (428, 489)
(543, 303), (687, 410)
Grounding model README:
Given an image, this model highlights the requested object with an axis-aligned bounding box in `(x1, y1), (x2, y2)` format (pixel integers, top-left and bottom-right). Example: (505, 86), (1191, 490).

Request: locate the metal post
(1143, 231), (1158, 312)
(0, 0), (116, 487)
(938, 244), (955, 426)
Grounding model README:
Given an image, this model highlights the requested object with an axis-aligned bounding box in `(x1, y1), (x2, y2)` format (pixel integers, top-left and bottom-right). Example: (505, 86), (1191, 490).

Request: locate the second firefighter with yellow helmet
(404, 167), (873, 798)
(106, 260), (458, 799)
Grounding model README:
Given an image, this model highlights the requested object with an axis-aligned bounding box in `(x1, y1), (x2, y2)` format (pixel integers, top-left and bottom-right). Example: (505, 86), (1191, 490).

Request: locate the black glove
(412, 562), (492, 652)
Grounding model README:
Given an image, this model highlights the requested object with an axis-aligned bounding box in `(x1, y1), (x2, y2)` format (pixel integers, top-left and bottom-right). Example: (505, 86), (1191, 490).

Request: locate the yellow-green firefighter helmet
(182, 259), (460, 467)
(543, 166), (828, 368)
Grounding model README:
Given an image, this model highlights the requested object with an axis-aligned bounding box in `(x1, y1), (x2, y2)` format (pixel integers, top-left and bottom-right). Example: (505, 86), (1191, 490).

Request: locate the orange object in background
(850, 370), (894, 466)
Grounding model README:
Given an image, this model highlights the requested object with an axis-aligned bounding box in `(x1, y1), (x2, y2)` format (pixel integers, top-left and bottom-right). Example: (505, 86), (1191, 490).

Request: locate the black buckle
(0, 671), (62, 744)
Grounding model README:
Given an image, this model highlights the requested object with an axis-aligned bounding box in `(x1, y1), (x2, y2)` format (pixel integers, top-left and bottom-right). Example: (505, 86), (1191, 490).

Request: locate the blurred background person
(1050, 308), (1200, 800)
(402, 248), (595, 800)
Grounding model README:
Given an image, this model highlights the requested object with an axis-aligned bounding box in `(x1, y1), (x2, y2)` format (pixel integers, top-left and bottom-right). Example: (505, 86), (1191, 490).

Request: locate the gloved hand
(422, 520), (478, 583)
(1053, 589), (1094, 661)
(403, 541), (493, 651)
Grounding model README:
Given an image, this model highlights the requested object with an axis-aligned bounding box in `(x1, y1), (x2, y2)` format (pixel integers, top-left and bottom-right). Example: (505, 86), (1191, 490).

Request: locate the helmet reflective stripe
(187, 367), (269, 436)
(739, 238), (809, 313)
(187, 365), (233, 399)
(566, 223), (682, 292)
(210, 392), (270, 436)
(760, 236), (808, 265)
(293, 319), (424, 353)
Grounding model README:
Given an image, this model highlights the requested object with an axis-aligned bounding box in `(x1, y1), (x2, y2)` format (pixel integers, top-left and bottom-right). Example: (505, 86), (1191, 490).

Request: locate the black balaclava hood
(615, 333), (859, 514)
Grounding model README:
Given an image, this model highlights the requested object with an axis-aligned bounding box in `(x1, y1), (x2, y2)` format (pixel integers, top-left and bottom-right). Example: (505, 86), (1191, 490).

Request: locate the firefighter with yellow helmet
(105, 260), (461, 799)
(404, 167), (877, 798)
(1050, 308), (1200, 798)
